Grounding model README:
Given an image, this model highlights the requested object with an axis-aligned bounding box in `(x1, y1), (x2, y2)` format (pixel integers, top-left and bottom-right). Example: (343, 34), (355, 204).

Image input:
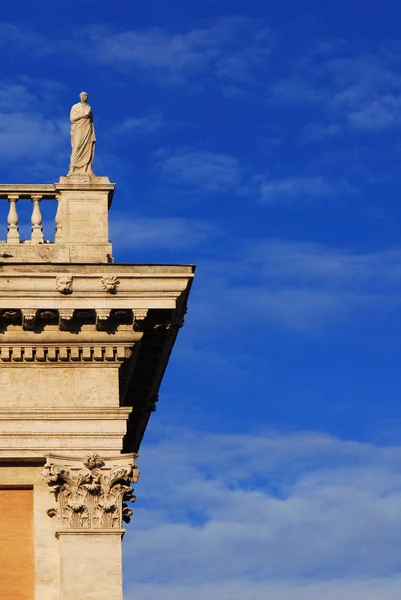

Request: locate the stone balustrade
(0, 178), (115, 263)
(0, 185), (58, 244)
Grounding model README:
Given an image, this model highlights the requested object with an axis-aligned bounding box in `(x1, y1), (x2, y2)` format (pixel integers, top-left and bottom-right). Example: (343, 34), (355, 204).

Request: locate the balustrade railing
(0, 185), (58, 244)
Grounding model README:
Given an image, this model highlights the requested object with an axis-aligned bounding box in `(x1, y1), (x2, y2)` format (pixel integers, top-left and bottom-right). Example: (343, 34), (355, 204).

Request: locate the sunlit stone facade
(0, 176), (193, 599)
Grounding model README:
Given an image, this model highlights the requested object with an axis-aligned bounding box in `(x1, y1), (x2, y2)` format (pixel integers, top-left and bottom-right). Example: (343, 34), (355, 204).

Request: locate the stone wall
(0, 488), (34, 600)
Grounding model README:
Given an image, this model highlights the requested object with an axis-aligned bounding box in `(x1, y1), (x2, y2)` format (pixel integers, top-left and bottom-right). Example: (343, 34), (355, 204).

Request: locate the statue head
(79, 91), (89, 103)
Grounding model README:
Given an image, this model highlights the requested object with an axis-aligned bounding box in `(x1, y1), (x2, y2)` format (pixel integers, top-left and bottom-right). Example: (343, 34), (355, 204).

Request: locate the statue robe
(69, 102), (96, 174)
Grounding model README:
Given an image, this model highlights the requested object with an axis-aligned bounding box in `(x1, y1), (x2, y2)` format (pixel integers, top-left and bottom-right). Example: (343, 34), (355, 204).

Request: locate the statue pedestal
(55, 176), (115, 263)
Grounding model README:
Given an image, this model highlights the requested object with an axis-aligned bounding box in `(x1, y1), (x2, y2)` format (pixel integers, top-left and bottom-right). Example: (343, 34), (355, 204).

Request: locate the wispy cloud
(124, 578), (401, 600)
(243, 240), (401, 284)
(77, 17), (272, 88)
(111, 111), (164, 135)
(110, 216), (221, 251)
(0, 18), (269, 93)
(0, 80), (68, 174)
(190, 240), (401, 332)
(154, 149), (241, 193)
(272, 47), (401, 135)
(123, 426), (401, 598)
(259, 175), (336, 203)
(242, 174), (356, 204)
(0, 113), (66, 162)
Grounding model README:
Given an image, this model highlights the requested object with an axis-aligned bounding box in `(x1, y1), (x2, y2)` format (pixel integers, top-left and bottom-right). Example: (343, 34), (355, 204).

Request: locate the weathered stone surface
(0, 176), (194, 600)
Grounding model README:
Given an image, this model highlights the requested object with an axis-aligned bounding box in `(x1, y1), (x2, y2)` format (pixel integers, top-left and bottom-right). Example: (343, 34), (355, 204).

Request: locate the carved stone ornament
(134, 309), (148, 322)
(59, 309), (74, 331)
(42, 453), (139, 530)
(101, 276), (120, 294)
(22, 309), (37, 331)
(96, 308), (111, 331)
(56, 274), (73, 295)
(133, 308), (148, 331)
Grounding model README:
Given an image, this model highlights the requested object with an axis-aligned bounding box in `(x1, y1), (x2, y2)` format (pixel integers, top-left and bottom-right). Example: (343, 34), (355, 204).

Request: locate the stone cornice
(0, 264), (194, 309)
(0, 408), (132, 420)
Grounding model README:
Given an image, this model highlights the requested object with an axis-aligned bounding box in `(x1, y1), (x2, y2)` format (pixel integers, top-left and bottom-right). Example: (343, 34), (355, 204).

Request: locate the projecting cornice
(0, 262), (194, 454)
(0, 263), (194, 309)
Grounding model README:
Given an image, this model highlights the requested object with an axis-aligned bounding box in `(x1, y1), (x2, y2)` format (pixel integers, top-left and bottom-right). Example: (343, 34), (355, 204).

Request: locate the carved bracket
(42, 453), (139, 530)
(22, 309), (37, 331)
(59, 309), (74, 331)
(133, 309), (148, 331)
(96, 308), (111, 331)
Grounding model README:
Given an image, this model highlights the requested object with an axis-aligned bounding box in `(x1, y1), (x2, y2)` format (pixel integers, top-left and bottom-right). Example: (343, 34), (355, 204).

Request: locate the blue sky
(2, 1), (401, 597)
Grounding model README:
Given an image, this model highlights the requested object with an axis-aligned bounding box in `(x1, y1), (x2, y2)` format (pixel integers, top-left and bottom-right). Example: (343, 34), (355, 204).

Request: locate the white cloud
(154, 149), (241, 192)
(111, 112), (164, 135)
(109, 216), (221, 250)
(302, 122), (342, 141)
(189, 240), (401, 332)
(242, 174), (357, 205)
(0, 23), (40, 53)
(0, 112), (66, 162)
(243, 240), (401, 284)
(0, 80), (68, 171)
(348, 96), (401, 131)
(122, 427), (401, 597)
(67, 18), (272, 88)
(258, 176), (336, 203)
(271, 47), (401, 134)
(125, 578), (401, 600)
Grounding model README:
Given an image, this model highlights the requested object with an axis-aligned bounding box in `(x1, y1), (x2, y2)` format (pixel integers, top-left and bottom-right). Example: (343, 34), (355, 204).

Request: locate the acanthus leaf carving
(42, 453), (139, 530)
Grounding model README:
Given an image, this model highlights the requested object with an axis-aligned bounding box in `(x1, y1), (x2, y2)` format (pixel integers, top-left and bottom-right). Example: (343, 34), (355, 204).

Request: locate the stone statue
(67, 91), (96, 176)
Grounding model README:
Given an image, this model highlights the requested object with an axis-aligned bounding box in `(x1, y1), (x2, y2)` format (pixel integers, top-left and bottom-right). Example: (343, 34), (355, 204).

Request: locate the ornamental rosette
(101, 276), (120, 294)
(56, 274), (73, 295)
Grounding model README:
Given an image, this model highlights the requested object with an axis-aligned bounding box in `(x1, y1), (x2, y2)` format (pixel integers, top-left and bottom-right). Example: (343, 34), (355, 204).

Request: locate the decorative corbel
(133, 309), (148, 331)
(96, 308), (111, 331)
(59, 309), (74, 331)
(22, 309), (37, 331)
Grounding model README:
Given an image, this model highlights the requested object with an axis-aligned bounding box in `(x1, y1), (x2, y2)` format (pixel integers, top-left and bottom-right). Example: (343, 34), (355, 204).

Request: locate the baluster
(31, 195), (44, 243)
(54, 195), (62, 242)
(7, 194), (19, 243)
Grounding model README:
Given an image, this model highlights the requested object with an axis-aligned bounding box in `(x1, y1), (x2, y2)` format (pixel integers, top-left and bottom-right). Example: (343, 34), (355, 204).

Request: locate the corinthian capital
(42, 452), (139, 530)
